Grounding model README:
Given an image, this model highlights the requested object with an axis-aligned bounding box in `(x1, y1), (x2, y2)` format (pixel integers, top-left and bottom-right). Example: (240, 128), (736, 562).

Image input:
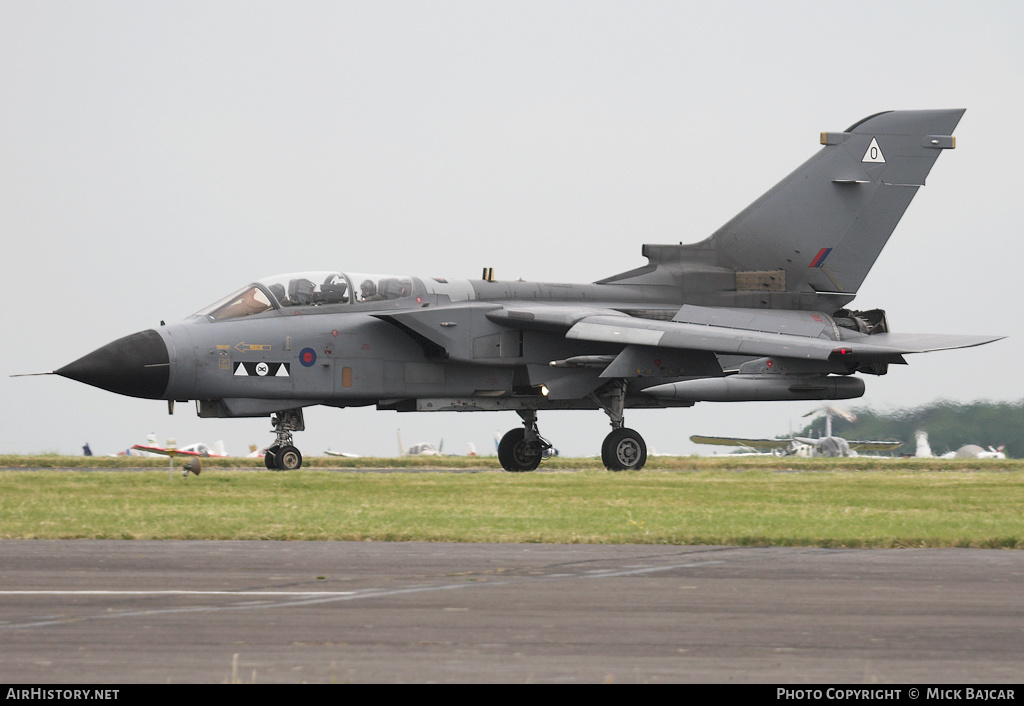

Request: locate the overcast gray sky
(3, 1), (1021, 458)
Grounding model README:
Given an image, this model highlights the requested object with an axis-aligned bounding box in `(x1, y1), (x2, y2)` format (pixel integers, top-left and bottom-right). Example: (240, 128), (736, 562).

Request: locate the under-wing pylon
(32, 109), (1001, 471)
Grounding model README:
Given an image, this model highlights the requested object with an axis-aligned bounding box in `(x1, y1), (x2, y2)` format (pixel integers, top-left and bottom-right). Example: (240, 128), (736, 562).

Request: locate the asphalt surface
(1, 541), (1022, 684)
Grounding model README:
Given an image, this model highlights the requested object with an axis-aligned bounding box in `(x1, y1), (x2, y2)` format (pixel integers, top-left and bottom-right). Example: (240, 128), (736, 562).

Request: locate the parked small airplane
(122, 435), (228, 458)
(324, 449), (361, 458)
(792, 406), (903, 457)
(32, 110), (1001, 471)
(397, 429), (443, 456)
(113, 434), (218, 477)
(692, 406), (902, 457)
(952, 445), (1007, 460)
(914, 430), (1006, 459)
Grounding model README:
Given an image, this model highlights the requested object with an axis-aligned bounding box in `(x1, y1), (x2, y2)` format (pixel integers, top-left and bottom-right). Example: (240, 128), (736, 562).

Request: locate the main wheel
(601, 428), (647, 471)
(497, 428), (542, 472)
(275, 445), (303, 470)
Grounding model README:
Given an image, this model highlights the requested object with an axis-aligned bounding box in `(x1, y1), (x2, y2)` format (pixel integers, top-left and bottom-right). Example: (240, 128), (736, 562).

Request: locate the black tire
(275, 445), (303, 470)
(601, 428), (647, 471)
(264, 446), (279, 470)
(497, 428), (542, 472)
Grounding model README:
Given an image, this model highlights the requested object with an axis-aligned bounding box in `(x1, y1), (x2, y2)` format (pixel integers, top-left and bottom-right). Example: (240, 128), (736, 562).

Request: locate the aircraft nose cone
(56, 329), (170, 399)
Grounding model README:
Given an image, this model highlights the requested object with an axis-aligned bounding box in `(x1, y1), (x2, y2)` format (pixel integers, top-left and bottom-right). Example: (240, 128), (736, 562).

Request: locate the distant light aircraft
(792, 406), (903, 457)
(114, 434), (215, 478)
(914, 431), (1006, 459)
(398, 429), (443, 456)
(396, 430), (481, 457)
(122, 436), (228, 458)
(952, 445), (1007, 460)
(323, 449), (361, 458)
(32, 110), (1001, 471)
(692, 406), (902, 458)
(405, 443), (442, 456)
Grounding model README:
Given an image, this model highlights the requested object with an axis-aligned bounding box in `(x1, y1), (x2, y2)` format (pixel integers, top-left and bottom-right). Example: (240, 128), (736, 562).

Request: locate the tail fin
(709, 110), (964, 294)
(609, 110), (964, 300)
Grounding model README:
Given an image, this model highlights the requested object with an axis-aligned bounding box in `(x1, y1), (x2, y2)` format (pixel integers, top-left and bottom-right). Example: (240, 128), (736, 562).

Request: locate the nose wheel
(498, 409), (551, 472)
(498, 428), (543, 472)
(264, 444), (303, 471)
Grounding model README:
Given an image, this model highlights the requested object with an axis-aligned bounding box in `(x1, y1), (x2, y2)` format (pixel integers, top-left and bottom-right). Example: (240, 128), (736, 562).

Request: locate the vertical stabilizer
(706, 109), (964, 295)
(610, 110), (966, 303)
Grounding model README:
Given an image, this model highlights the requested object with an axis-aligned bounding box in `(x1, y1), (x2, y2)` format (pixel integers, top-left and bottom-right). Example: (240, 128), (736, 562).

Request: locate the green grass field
(4, 453), (1022, 471)
(2, 456), (1022, 547)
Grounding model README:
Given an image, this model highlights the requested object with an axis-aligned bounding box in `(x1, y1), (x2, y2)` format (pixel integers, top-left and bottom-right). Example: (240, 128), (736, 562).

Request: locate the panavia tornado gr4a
(48, 110), (1001, 471)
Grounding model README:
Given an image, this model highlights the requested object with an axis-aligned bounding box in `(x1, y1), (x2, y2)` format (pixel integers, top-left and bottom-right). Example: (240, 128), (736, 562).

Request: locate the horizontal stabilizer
(842, 332), (1004, 355)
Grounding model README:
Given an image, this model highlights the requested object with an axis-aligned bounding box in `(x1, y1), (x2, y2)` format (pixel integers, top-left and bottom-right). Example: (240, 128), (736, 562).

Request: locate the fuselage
(58, 270), (690, 418)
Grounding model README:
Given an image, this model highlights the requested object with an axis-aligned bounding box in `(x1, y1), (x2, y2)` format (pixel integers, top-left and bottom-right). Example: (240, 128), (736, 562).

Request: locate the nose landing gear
(264, 409), (305, 470)
(497, 409), (552, 472)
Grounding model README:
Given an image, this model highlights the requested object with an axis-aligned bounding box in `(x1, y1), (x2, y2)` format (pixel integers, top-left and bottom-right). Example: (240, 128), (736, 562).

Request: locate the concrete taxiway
(1, 541), (1022, 683)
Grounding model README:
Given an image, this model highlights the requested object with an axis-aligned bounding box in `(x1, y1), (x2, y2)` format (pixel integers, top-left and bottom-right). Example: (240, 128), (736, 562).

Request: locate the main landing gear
(264, 409), (305, 471)
(600, 427), (647, 471)
(591, 380), (647, 471)
(496, 381), (648, 473)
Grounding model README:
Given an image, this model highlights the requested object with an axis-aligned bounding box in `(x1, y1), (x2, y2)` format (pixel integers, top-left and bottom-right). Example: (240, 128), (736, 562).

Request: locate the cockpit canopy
(197, 271), (414, 321)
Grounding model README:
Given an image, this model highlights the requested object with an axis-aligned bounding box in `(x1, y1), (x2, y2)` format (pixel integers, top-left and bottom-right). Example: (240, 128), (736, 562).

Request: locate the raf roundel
(299, 348), (317, 367)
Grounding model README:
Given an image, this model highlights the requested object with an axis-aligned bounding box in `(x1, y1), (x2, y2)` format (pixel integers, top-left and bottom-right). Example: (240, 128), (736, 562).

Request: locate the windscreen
(196, 285), (274, 321)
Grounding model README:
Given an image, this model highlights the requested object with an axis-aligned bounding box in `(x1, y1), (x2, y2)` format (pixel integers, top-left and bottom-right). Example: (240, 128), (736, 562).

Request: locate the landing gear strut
(497, 409), (552, 472)
(264, 409), (305, 471)
(590, 381), (647, 471)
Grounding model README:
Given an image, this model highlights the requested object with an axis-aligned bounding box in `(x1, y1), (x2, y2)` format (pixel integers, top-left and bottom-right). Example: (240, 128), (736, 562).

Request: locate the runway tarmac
(1, 541), (1022, 683)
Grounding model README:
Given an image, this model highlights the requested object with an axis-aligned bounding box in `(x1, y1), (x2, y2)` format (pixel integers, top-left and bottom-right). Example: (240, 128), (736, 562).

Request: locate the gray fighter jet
(44, 110), (1002, 471)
